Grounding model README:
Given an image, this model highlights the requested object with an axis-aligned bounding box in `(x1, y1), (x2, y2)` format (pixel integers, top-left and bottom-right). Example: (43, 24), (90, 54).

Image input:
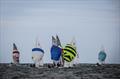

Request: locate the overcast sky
(0, 0), (120, 64)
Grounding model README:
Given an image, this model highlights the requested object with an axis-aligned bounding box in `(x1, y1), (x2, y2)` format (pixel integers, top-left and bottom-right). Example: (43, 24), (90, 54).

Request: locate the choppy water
(0, 63), (120, 79)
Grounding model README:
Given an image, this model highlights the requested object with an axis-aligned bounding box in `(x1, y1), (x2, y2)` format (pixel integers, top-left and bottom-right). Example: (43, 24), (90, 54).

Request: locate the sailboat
(32, 38), (44, 68)
(98, 46), (107, 65)
(50, 35), (62, 67)
(12, 43), (20, 64)
(62, 37), (77, 67)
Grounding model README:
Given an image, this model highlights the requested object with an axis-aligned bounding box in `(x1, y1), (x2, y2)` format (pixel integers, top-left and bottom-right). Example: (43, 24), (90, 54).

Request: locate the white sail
(56, 35), (62, 47)
(52, 36), (57, 46)
(71, 37), (80, 65)
(32, 37), (44, 67)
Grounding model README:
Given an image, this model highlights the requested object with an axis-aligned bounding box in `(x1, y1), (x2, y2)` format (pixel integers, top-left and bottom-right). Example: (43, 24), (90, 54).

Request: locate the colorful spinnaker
(32, 38), (44, 67)
(63, 44), (77, 62)
(98, 46), (107, 64)
(50, 35), (62, 67)
(12, 43), (20, 64)
(63, 38), (77, 67)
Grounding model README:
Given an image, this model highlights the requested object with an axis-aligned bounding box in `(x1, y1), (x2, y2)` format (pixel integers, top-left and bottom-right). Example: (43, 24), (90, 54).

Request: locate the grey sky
(0, 0), (120, 64)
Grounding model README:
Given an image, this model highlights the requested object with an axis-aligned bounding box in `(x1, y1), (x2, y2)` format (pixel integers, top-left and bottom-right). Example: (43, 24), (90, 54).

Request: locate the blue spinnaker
(51, 45), (62, 61)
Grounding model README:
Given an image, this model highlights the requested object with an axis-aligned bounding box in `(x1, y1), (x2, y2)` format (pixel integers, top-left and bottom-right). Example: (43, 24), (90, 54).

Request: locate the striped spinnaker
(63, 44), (77, 62)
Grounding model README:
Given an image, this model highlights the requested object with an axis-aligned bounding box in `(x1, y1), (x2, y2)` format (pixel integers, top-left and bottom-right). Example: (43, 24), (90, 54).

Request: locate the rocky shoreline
(0, 63), (120, 79)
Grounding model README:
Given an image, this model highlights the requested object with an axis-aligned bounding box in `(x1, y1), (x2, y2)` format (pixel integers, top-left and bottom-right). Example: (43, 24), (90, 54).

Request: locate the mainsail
(56, 35), (64, 66)
(52, 36), (57, 46)
(56, 35), (62, 47)
(70, 37), (79, 64)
